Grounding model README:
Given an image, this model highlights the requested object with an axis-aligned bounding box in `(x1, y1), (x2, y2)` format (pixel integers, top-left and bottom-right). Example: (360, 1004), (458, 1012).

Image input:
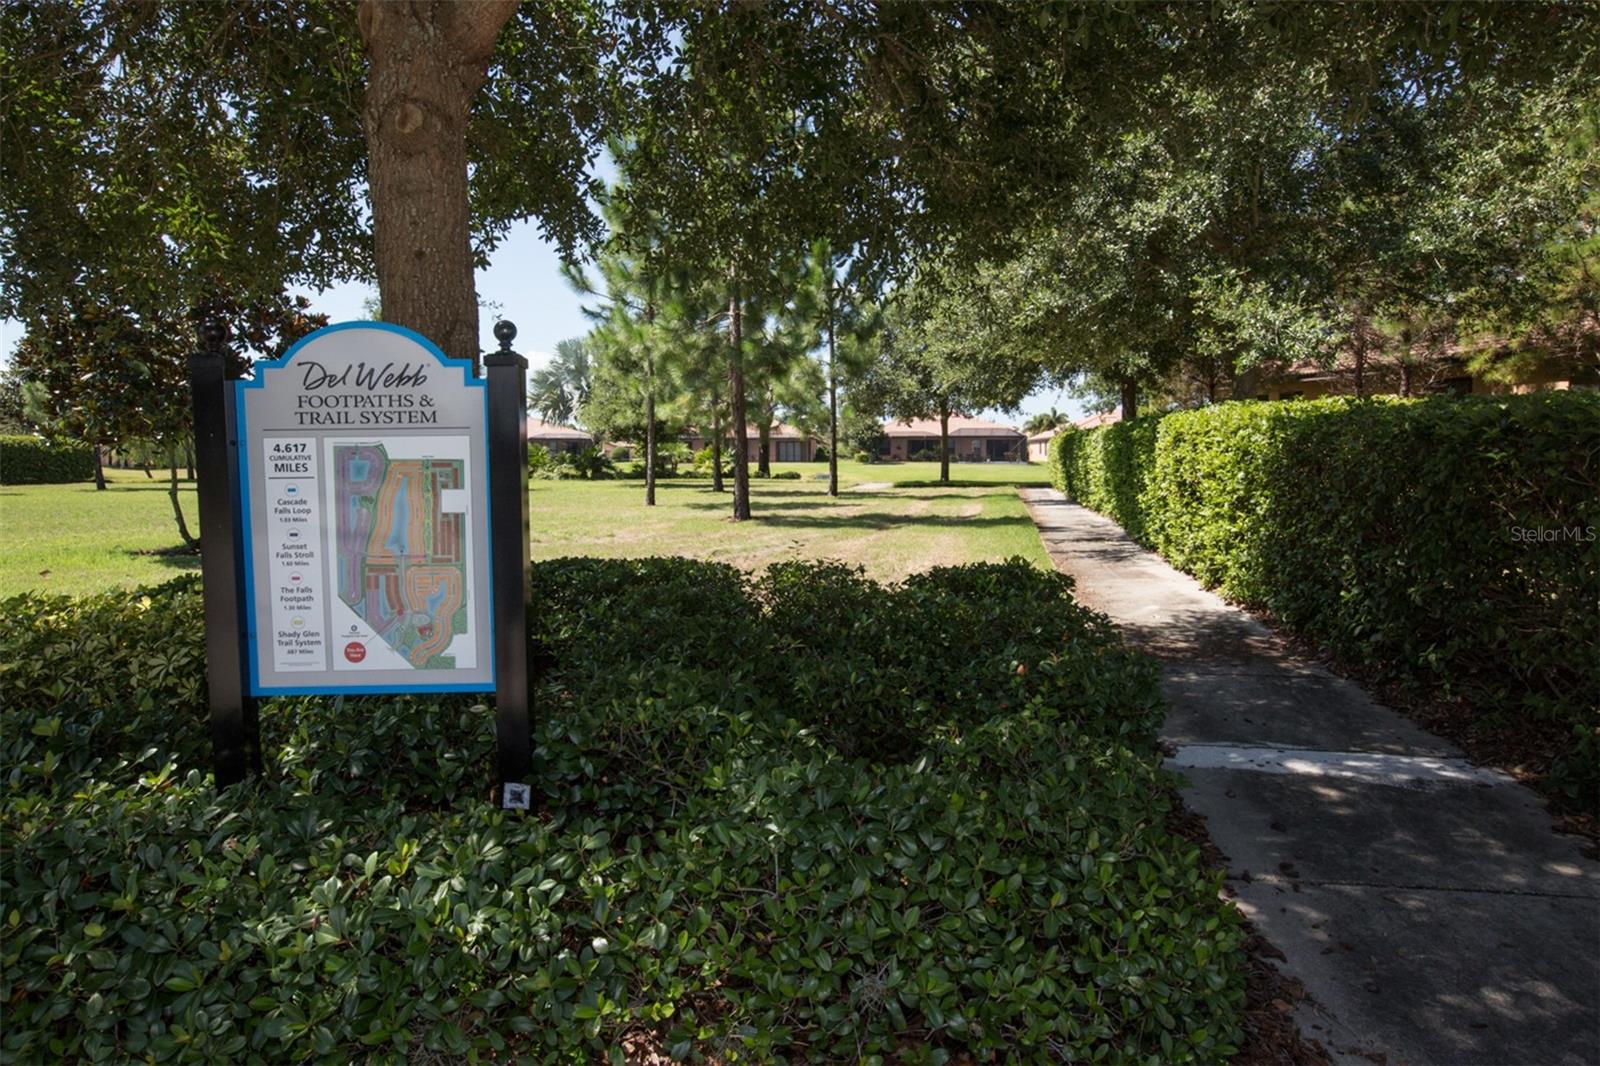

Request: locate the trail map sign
(238, 324), (493, 693)
(188, 318), (531, 797)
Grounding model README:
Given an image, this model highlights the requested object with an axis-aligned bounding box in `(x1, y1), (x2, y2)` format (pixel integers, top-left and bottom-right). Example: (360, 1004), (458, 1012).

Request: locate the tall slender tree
(568, 204), (674, 506)
(815, 247), (883, 496)
(743, 254), (823, 475)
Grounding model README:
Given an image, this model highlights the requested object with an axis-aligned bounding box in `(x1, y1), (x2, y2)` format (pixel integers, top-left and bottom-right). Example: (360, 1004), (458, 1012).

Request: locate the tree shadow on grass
(125, 547), (203, 572)
(83, 483), (198, 493)
(673, 493), (932, 514)
(661, 484), (1011, 511)
(892, 478), (1052, 490)
(751, 510), (1031, 531)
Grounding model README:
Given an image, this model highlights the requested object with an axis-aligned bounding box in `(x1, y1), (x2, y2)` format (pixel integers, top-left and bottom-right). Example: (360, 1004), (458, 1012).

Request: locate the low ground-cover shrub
(2, 560), (1245, 1062)
(0, 435), (95, 485)
(1049, 393), (1600, 801)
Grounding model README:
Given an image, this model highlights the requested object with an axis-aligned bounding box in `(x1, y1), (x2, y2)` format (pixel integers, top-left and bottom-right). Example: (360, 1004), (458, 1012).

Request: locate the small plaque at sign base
(502, 782), (531, 810)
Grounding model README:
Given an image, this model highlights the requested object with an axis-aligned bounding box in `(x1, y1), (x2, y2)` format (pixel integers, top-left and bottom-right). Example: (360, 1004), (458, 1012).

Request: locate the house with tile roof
(878, 416), (1026, 462)
(526, 418), (594, 455)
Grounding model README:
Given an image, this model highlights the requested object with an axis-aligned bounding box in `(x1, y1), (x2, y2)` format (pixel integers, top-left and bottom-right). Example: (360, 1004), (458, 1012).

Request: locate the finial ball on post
(493, 320), (517, 351)
(198, 320), (229, 350)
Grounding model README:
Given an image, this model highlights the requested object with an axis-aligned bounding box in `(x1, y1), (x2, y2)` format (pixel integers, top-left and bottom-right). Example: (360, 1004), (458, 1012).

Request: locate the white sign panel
(236, 323), (494, 695)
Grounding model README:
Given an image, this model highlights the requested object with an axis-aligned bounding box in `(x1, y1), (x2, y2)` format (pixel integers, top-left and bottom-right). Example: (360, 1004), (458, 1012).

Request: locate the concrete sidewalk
(1019, 487), (1599, 1066)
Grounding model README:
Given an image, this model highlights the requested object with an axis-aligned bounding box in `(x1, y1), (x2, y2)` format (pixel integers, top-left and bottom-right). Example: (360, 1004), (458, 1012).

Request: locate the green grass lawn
(0, 460), (1051, 596)
(532, 460), (1050, 582)
(0, 468), (204, 597)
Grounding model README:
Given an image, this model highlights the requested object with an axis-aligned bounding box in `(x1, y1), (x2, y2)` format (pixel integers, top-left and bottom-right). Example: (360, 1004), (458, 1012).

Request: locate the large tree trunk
(93, 446), (105, 491)
(1120, 379), (1139, 422)
(757, 414), (772, 477)
(826, 276), (838, 497)
(938, 402), (951, 485)
(644, 382), (656, 507)
(357, 0), (514, 369)
(729, 285), (751, 520)
(169, 459), (198, 549)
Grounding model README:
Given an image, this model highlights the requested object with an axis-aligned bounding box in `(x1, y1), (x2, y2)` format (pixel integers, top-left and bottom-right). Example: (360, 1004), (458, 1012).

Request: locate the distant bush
(620, 441), (689, 479)
(911, 446), (941, 462)
(656, 441), (690, 477)
(568, 444), (614, 480)
(609, 445), (632, 461)
(690, 445), (732, 478)
(813, 444), (828, 462)
(0, 560), (1246, 1063)
(1050, 393), (1600, 801)
(853, 449), (874, 463)
(771, 470), (801, 480)
(0, 434), (95, 484)
(527, 442), (552, 472)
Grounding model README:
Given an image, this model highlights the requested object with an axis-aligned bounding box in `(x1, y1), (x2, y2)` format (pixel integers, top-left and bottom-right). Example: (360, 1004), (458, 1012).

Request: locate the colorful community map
(333, 443), (468, 669)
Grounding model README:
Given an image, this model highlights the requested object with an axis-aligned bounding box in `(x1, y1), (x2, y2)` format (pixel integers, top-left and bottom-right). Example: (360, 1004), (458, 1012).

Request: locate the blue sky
(1, 217), (1085, 428)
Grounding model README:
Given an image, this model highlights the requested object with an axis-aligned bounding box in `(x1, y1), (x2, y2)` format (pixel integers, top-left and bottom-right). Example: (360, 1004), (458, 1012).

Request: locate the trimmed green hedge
(0, 435), (95, 484)
(0, 560), (1245, 1063)
(1050, 393), (1600, 799)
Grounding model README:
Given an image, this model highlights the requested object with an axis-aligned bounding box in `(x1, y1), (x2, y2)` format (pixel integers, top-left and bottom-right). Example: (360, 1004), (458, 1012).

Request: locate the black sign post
(484, 320), (533, 807)
(189, 320), (262, 787)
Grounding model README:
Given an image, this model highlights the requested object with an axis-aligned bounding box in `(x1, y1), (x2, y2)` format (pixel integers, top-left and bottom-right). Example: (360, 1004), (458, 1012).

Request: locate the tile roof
(682, 423), (817, 440)
(526, 418), (593, 440)
(883, 416), (1023, 437)
(1073, 411), (1121, 430)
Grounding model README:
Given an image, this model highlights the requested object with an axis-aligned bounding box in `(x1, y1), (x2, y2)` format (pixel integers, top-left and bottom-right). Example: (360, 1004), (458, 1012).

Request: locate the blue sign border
(235, 321), (496, 696)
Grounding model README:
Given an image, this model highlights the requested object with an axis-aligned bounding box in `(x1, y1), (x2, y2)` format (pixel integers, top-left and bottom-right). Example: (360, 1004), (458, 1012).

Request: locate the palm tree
(1023, 408), (1069, 435)
(528, 338), (593, 427)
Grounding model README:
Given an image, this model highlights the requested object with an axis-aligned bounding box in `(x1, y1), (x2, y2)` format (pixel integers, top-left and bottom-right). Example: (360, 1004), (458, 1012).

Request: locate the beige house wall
(530, 435), (592, 455)
(680, 434), (819, 462)
(883, 435), (1025, 461)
